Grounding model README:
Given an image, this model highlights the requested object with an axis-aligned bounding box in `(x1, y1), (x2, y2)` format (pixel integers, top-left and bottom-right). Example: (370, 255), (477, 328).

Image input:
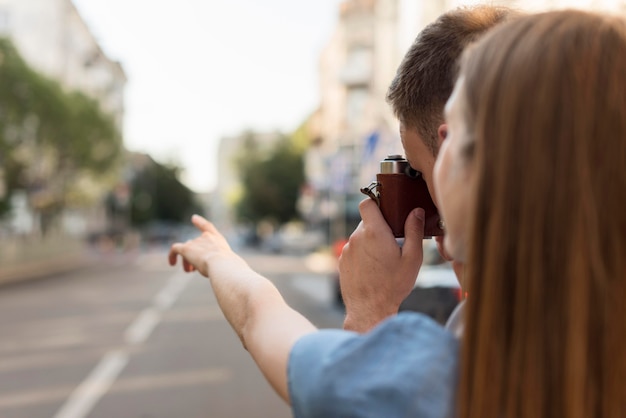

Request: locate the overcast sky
(72, 0), (343, 193)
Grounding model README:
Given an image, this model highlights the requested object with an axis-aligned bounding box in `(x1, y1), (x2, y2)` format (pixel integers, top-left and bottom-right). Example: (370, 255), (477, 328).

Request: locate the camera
(361, 155), (444, 238)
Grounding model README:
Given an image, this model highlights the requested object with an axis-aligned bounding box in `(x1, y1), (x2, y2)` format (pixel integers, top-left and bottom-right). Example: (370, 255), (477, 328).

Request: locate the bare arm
(168, 215), (317, 403)
(338, 199), (425, 333)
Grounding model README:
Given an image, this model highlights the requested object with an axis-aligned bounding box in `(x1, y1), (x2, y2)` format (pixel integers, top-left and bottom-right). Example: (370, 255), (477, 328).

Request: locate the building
(212, 130), (286, 234)
(307, 0), (626, 242)
(310, 0), (412, 241)
(0, 0), (126, 237)
(0, 0), (126, 129)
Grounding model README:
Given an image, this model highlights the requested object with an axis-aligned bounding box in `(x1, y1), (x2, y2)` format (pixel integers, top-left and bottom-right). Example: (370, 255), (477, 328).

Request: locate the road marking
(52, 272), (192, 418)
(111, 368), (231, 393)
(53, 350), (128, 418)
(153, 274), (191, 310)
(124, 308), (161, 345)
(0, 368), (231, 409)
(163, 306), (223, 323)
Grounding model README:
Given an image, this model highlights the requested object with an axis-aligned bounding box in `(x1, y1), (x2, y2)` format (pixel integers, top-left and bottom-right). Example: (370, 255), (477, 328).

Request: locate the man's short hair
(386, 5), (515, 156)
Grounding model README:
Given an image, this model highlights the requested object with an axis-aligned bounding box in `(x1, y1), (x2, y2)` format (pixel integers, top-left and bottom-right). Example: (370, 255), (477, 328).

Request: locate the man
(169, 5), (517, 416)
(339, 5), (516, 334)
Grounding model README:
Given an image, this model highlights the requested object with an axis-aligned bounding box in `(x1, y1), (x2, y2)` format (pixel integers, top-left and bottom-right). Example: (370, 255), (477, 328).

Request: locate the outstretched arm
(339, 199), (425, 333)
(168, 215), (317, 403)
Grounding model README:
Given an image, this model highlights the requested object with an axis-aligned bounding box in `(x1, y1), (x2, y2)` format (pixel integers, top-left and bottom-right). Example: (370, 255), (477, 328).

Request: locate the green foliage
(234, 133), (305, 226)
(0, 37), (122, 217)
(61, 91), (121, 172)
(130, 158), (203, 226)
(290, 119), (313, 153)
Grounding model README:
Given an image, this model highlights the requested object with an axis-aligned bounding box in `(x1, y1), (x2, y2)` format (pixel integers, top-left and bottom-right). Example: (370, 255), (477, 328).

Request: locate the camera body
(362, 155), (444, 238)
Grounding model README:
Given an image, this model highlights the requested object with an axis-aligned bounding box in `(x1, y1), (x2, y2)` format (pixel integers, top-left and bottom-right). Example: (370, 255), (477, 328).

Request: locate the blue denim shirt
(288, 312), (460, 418)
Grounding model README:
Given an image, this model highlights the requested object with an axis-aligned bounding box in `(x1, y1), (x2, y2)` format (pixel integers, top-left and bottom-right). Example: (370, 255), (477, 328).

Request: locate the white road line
(153, 274), (191, 310)
(53, 350), (128, 418)
(53, 272), (192, 418)
(124, 308), (161, 345)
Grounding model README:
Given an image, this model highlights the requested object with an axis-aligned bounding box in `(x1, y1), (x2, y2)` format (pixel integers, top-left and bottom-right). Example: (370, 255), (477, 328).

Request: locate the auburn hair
(458, 10), (626, 418)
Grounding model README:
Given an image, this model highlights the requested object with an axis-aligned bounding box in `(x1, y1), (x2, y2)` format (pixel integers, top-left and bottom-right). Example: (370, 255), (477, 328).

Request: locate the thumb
(402, 208), (425, 259)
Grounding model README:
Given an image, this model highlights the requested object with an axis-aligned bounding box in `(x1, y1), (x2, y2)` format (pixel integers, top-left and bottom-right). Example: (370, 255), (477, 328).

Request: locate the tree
(129, 156), (203, 227)
(234, 133), (305, 226)
(0, 37), (122, 226)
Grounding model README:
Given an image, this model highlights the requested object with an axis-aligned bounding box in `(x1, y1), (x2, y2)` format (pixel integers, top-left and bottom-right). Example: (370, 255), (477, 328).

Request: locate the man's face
(400, 119), (455, 261)
(399, 121), (439, 208)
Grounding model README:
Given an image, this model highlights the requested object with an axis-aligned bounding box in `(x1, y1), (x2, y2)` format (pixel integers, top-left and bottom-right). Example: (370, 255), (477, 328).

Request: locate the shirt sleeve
(288, 312), (459, 418)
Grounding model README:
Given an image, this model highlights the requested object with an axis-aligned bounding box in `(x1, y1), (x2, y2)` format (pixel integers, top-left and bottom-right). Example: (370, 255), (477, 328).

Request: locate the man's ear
(437, 124), (447, 147)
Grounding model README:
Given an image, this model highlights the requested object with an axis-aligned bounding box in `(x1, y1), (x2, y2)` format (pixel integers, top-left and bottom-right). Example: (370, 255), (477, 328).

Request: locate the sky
(71, 0), (344, 194)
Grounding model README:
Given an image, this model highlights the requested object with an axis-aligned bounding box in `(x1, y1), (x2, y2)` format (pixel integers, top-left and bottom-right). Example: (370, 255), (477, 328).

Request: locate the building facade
(0, 0), (125, 129)
(309, 0), (414, 241)
(0, 0), (126, 236)
(307, 0), (626, 242)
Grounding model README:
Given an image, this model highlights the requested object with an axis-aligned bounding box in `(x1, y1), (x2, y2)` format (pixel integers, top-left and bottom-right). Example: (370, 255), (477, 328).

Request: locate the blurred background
(0, 0), (624, 417)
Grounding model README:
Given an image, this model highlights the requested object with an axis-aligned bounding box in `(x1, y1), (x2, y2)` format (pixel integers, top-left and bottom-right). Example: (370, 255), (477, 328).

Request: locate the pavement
(0, 236), (338, 289)
(0, 236), (139, 287)
(0, 250), (93, 286)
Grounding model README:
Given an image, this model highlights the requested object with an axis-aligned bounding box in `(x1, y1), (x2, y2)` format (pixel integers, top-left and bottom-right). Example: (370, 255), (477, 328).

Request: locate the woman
(436, 9), (626, 417)
(169, 9), (626, 417)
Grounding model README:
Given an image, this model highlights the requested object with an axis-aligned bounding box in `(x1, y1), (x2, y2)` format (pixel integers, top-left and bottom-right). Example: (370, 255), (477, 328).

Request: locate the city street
(0, 247), (344, 418)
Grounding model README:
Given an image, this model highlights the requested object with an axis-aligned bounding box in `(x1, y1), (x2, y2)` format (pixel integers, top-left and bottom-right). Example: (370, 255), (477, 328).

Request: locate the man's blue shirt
(288, 312), (460, 418)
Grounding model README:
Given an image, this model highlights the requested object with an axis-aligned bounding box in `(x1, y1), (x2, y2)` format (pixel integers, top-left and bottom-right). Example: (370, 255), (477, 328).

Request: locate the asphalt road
(0, 247), (344, 418)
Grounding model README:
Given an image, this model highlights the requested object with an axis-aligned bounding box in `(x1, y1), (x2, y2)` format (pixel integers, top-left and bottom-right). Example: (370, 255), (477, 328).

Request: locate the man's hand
(338, 199), (425, 333)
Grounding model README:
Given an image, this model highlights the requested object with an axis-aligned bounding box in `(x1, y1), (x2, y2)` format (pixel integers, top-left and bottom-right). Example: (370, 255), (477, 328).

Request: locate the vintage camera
(361, 155), (444, 238)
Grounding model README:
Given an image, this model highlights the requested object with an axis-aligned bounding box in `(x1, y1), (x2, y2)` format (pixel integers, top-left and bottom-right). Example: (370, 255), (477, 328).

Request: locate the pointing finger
(191, 214), (214, 232)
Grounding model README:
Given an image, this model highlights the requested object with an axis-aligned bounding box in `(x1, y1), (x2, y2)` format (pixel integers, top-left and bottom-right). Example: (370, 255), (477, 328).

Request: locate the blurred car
(331, 238), (349, 306)
(332, 238), (462, 325)
(264, 223), (326, 255)
(142, 221), (177, 242)
(398, 266), (461, 325)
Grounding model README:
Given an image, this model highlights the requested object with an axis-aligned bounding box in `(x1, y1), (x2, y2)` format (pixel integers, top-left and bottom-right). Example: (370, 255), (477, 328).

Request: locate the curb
(0, 250), (96, 286)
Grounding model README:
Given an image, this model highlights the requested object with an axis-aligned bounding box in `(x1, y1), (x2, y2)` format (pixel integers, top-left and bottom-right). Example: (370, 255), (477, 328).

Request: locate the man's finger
(358, 198), (386, 225)
(401, 208), (425, 259)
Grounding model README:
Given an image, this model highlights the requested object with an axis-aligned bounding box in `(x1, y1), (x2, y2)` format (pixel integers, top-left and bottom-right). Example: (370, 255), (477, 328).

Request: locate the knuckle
(358, 198), (375, 214)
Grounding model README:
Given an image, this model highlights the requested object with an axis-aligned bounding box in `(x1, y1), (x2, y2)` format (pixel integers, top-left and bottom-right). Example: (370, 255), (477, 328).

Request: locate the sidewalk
(0, 235), (96, 286)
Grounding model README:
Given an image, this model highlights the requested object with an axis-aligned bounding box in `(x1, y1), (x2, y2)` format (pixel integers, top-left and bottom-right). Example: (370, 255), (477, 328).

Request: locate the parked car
(331, 238), (349, 306)
(398, 264), (461, 325)
(332, 238), (462, 325)
(263, 223), (326, 255)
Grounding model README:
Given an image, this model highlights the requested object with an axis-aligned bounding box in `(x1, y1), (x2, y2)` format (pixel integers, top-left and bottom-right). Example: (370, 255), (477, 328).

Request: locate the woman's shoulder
(291, 312), (458, 368)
